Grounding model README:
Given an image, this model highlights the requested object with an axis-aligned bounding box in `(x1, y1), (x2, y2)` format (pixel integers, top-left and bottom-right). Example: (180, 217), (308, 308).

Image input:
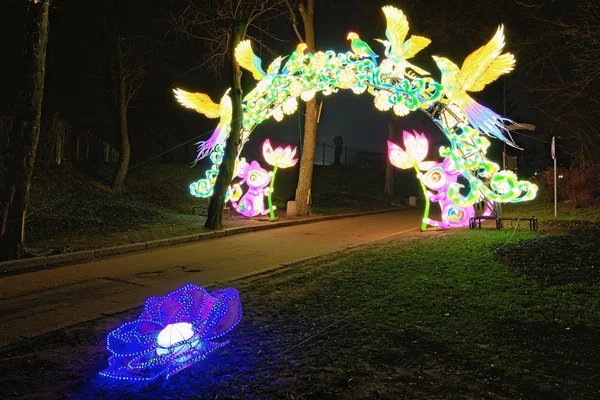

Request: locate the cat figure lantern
(388, 132), (492, 230)
(230, 159), (272, 218)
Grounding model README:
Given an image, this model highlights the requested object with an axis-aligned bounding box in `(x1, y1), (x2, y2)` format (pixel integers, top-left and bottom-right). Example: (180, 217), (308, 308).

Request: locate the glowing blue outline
(99, 284), (242, 381)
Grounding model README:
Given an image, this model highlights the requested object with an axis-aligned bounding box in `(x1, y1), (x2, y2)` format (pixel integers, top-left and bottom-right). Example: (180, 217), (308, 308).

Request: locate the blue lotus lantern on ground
(99, 284), (242, 381)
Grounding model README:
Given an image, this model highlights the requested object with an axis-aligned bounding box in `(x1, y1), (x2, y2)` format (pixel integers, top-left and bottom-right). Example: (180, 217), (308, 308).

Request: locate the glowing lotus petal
(289, 80), (303, 97)
(301, 90), (316, 101)
(387, 140), (413, 169)
(99, 285), (242, 381)
(393, 103), (410, 116)
(272, 107), (284, 121)
(352, 84), (367, 94)
(387, 130), (431, 170)
(403, 130), (429, 164)
(263, 139), (298, 168)
(375, 91), (393, 111)
(282, 97), (298, 115)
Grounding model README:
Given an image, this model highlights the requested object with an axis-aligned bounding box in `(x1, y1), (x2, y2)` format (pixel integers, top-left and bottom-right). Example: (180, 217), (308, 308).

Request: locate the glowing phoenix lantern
(176, 4), (537, 216)
(432, 26), (517, 148)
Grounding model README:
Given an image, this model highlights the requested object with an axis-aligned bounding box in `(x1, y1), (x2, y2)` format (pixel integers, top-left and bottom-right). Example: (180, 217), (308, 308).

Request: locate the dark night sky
(0, 0), (565, 167)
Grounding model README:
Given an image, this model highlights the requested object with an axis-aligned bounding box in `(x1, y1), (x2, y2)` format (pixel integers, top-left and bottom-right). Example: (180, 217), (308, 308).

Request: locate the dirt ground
(1, 221), (599, 399)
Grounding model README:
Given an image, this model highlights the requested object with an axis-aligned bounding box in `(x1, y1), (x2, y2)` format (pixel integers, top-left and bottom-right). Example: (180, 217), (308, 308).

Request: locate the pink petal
(387, 141), (413, 169)
(263, 139), (277, 166)
(412, 131), (429, 162)
(262, 139), (272, 154)
(403, 131), (418, 157)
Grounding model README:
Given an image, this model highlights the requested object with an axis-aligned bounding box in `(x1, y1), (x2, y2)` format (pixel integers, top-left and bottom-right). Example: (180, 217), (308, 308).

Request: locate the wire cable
(193, 268), (438, 397)
(491, 217), (523, 253)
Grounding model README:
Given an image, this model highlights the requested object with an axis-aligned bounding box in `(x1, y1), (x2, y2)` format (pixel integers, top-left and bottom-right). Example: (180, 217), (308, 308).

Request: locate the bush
(541, 163), (600, 208)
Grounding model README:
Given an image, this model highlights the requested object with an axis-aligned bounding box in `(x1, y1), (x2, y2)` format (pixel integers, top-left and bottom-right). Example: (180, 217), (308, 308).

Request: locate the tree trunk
(111, 36), (131, 192)
(49, 113), (67, 166)
(294, 0), (316, 216)
(0, 0), (50, 260)
(204, 21), (247, 230)
(384, 122), (395, 195)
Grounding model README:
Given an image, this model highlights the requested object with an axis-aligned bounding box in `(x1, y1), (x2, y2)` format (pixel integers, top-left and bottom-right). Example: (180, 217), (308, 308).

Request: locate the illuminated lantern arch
(175, 5), (537, 211)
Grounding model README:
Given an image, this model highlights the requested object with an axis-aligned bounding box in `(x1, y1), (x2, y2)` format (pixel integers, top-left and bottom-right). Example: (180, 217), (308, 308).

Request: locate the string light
(179, 4), (537, 219)
(99, 285), (242, 381)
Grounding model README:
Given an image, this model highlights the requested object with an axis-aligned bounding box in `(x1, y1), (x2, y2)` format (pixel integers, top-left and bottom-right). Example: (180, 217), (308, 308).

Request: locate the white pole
(551, 136), (557, 217)
(554, 156), (557, 217)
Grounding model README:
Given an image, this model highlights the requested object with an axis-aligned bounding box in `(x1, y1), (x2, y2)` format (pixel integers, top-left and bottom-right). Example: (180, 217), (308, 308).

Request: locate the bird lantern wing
(382, 6), (409, 57)
(235, 40), (266, 81)
(266, 56), (285, 75)
(173, 89), (221, 119)
(403, 35), (431, 59)
(457, 25), (515, 92)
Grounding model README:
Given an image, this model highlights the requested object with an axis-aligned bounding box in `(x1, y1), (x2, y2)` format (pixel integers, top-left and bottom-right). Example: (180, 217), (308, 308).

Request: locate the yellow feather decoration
(458, 25), (515, 92)
(235, 40), (265, 81)
(173, 88), (221, 119)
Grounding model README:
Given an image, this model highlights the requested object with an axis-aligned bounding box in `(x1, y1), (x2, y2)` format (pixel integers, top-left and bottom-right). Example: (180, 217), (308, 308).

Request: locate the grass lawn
(1, 201), (598, 399)
(23, 162), (413, 256)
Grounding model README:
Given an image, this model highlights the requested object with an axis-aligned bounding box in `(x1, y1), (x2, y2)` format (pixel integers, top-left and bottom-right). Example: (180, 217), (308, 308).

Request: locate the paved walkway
(0, 209), (426, 347)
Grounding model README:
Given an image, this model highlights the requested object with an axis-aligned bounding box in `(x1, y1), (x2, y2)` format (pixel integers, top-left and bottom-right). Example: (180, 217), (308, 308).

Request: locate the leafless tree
(0, 0), (50, 260)
(285, 0), (316, 216)
(515, 0), (600, 163)
(99, 0), (149, 192)
(173, 0), (288, 229)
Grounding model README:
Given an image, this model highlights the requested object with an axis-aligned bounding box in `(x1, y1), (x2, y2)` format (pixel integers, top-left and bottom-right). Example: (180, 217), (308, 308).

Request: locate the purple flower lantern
(99, 284), (242, 381)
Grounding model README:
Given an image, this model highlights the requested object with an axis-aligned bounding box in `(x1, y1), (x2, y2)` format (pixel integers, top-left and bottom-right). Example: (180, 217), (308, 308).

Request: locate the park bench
(469, 215), (538, 231)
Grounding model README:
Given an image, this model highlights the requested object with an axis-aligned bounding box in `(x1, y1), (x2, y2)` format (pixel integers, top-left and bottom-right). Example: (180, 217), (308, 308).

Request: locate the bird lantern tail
(462, 96), (520, 149)
(192, 125), (226, 165)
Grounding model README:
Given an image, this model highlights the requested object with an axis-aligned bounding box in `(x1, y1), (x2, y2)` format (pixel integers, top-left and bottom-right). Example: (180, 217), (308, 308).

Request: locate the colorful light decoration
(230, 159), (272, 218)
(420, 157), (494, 228)
(174, 5), (538, 216)
(431, 26), (518, 148)
(99, 285), (242, 381)
(262, 139), (299, 221)
(388, 131), (435, 231)
(389, 133), (493, 230)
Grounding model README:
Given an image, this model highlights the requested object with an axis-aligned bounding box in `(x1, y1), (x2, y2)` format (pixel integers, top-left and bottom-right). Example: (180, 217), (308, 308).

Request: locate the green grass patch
(23, 162), (410, 255)
(2, 207), (598, 399)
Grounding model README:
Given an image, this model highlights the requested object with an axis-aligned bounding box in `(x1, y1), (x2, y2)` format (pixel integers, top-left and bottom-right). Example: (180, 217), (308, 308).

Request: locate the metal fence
(239, 138), (386, 169)
(314, 141), (387, 169)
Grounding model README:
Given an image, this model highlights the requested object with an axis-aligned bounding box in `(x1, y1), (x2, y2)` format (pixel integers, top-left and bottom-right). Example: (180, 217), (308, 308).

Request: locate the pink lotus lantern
(262, 139), (298, 221)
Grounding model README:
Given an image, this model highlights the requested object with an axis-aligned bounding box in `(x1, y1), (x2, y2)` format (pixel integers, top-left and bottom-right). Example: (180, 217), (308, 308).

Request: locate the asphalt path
(0, 209), (427, 347)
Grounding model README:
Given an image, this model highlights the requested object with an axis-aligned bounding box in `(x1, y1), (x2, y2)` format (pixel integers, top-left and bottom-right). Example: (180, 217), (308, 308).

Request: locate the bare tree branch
(171, 0), (290, 75)
(284, 0), (305, 43)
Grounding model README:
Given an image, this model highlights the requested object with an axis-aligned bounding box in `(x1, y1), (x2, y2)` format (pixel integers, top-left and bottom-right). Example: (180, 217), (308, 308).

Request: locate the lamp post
(552, 136), (557, 217)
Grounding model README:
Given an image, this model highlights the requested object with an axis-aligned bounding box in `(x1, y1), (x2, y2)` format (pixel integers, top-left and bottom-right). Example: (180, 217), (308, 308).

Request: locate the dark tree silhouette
(286, 0), (316, 216)
(0, 0), (50, 260)
(174, 0), (288, 229)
